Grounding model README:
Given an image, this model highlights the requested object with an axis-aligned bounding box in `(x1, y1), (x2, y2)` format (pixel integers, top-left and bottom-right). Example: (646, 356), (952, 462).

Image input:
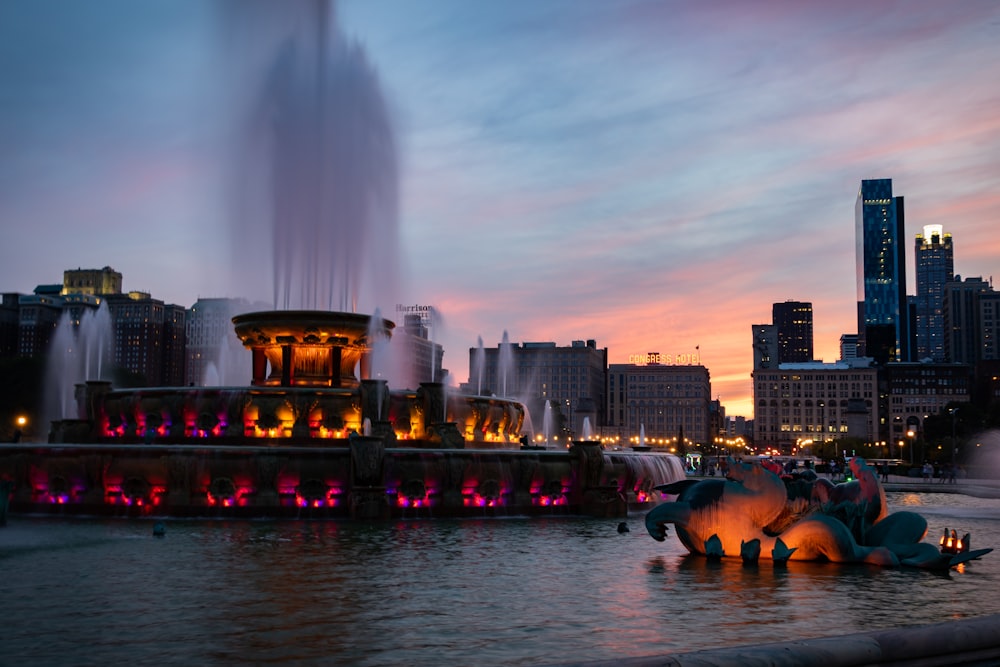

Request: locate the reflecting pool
(2, 492), (998, 666)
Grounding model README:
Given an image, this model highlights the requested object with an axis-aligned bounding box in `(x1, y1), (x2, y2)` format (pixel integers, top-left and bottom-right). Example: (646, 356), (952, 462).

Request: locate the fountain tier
(1, 310), (686, 519)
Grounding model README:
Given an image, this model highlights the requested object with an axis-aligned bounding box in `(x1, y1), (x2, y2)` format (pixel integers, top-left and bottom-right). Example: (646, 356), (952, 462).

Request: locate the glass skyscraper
(914, 224), (954, 362)
(855, 178), (911, 364)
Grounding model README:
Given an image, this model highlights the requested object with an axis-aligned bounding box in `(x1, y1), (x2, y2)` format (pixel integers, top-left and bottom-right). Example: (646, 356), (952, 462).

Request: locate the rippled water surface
(3, 493), (1000, 666)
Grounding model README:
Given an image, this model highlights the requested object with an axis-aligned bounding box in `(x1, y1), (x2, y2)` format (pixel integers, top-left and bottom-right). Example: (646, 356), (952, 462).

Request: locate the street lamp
(906, 429), (915, 465)
(14, 415), (27, 442)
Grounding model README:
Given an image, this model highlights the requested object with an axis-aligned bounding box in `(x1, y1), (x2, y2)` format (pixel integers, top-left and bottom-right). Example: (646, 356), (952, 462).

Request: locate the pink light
(397, 494), (429, 508)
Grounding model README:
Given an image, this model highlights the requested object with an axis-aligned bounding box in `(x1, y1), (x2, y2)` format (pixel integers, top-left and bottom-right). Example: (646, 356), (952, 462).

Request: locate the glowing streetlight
(13, 415), (27, 443)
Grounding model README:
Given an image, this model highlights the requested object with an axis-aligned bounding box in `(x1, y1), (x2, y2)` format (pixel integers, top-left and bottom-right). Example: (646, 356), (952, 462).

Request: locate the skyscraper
(914, 224), (954, 362)
(751, 324), (778, 370)
(772, 300), (813, 363)
(943, 275), (992, 364)
(856, 178), (911, 364)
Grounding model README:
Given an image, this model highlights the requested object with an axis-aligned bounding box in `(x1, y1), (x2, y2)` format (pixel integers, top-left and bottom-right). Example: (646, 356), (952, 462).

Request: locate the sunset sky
(1, 1), (999, 417)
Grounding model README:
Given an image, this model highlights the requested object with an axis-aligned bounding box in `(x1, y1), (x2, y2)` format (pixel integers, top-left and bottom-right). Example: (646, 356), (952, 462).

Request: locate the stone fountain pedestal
(571, 440), (627, 518)
(350, 434), (389, 519)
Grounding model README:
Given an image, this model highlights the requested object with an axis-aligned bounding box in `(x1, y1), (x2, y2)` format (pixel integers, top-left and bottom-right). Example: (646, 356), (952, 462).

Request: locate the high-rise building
(106, 291), (186, 386)
(943, 276), (993, 364)
(884, 362), (972, 458)
(0, 293), (21, 358)
(751, 324), (778, 370)
(980, 291), (1000, 362)
(606, 359), (711, 450)
(772, 301), (814, 363)
(15, 293), (63, 358)
(185, 297), (259, 386)
(469, 338), (607, 440)
(752, 359), (879, 453)
(856, 179), (911, 364)
(839, 333), (859, 361)
(914, 224), (954, 362)
(397, 313), (445, 386)
(61, 266), (122, 297)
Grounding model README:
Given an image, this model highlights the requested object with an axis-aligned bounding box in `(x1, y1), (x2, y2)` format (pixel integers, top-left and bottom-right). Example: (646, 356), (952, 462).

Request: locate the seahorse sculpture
(645, 457), (990, 570)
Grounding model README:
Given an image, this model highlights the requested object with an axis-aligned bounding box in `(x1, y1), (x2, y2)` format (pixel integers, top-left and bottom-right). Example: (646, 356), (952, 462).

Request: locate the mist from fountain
(202, 362), (221, 387)
(639, 424), (646, 449)
(542, 400), (553, 448)
(425, 306), (443, 384)
(79, 304), (112, 380)
(498, 331), (514, 397)
(474, 337), (485, 395)
(366, 308), (390, 380)
(44, 303), (114, 423)
(203, 334), (252, 386)
(224, 1), (400, 329)
(582, 417), (594, 441)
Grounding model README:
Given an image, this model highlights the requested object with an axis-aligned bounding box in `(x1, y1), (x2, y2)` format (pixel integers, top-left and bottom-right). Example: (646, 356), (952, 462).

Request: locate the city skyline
(2, 1), (999, 417)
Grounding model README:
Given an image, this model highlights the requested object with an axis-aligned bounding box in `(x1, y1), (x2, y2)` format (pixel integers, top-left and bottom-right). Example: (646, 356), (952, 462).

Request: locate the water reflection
(2, 494), (999, 665)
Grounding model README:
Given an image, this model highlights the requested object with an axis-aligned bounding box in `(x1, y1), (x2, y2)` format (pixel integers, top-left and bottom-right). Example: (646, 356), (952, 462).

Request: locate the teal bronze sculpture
(645, 457), (991, 570)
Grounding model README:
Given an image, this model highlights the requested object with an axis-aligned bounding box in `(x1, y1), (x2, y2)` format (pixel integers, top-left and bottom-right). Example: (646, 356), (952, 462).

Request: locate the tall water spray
(44, 303), (114, 424)
(474, 336), (485, 395)
(498, 331), (514, 398)
(542, 400), (553, 448)
(366, 308), (389, 379)
(226, 1), (400, 315)
(425, 306), (443, 384)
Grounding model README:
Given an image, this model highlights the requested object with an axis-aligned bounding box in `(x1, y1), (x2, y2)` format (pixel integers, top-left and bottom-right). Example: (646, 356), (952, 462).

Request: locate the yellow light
(16, 416), (27, 427)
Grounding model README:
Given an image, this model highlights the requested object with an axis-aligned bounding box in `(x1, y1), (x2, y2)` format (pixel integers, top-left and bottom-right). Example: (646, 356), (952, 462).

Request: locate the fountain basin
(0, 442), (683, 519)
(7, 309), (686, 519)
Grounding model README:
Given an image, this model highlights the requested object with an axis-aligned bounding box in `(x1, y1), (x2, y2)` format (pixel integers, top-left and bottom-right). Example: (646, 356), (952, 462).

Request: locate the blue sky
(2, 0), (999, 416)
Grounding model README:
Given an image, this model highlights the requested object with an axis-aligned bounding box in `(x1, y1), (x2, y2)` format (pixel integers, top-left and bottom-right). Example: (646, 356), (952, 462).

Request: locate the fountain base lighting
(0, 310), (686, 520)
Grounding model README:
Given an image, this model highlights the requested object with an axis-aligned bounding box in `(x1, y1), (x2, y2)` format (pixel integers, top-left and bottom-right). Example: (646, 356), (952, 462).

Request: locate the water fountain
(0, 1), (685, 520)
(542, 400), (554, 447)
(43, 302), (114, 425)
(633, 423), (650, 451)
(474, 336), (485, 396)
(498, 330), (513, 397)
